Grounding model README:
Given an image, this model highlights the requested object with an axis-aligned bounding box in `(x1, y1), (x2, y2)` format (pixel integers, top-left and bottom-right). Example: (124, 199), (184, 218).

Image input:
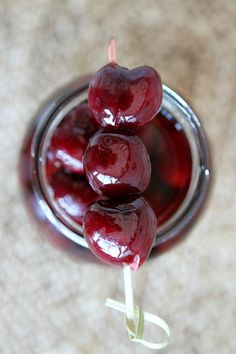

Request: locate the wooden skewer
(108, 37), (117, 64)
(123, 265), (135, 320)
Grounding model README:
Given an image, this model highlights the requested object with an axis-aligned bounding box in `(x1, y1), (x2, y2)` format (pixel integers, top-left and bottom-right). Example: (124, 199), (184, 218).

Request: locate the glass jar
(19, 77), (211, 262)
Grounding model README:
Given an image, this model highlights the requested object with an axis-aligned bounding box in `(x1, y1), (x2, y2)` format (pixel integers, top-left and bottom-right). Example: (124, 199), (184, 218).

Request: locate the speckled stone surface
(0, 1), (236, 353)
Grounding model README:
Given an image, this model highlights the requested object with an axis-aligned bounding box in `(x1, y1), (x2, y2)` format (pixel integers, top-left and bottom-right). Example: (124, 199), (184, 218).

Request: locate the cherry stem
(123, 265), (135, 320)
(108, 37), (117, 64)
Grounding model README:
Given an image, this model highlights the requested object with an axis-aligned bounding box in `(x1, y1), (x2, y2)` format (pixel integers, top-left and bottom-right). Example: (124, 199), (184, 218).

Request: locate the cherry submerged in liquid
(47, 107), (192, 228)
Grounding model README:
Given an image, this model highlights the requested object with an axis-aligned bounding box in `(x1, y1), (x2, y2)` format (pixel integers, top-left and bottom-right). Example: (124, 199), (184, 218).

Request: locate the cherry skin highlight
(88, 63), (162, 129)
(83, 130), (151, 197)
(46, 103), (98, 179)
(83, 197), (157, 270)
(49, 171), (99, 226)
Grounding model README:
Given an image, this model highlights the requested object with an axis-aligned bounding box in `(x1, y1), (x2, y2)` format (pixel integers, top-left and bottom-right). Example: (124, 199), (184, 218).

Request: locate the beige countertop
(0, 1), (235, 353)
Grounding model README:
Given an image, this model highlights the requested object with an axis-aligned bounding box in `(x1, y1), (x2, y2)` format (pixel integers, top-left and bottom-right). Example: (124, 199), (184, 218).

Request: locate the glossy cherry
(46, 103), (97, 179)
(88, 63), (162, 129)
(49, 171), (99, 226)
(83, 130), (151, 197)
(83, 197), (157, 270)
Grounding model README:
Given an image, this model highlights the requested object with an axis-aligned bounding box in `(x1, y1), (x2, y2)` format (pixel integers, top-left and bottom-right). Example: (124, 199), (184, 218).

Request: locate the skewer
(108, 37), (117, 64)
(123, 265), (135, 320)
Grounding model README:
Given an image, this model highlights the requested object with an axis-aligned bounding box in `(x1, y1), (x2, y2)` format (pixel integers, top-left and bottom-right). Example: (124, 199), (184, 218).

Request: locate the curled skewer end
(105, 265), (170, 350)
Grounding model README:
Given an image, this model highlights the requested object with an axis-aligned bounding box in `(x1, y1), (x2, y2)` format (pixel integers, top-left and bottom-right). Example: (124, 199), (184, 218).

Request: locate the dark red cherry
(49, 171), (99, 226)
(83, 197), (157, 270)
(83, 130), (151, 197)
(88, 63), (162, 129)
(46, 103), (98, 179)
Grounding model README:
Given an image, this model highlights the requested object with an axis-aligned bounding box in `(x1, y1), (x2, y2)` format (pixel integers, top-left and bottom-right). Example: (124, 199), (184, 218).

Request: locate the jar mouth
(33, 84), (210, 249)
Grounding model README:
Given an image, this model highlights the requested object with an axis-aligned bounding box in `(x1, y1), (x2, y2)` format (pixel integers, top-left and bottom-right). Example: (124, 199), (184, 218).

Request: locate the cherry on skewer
(88, 39), (162, 129)
(83, 39), (170, 350)
(83, 196), (157, 270)
(83, 129), (151, 197)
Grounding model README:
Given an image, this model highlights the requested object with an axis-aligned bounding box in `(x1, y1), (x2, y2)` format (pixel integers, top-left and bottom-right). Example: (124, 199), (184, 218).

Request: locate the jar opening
(33, 84), (210, 249)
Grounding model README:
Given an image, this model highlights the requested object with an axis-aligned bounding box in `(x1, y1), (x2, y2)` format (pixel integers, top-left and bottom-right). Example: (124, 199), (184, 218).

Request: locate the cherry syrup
(139, 108), (192, 226)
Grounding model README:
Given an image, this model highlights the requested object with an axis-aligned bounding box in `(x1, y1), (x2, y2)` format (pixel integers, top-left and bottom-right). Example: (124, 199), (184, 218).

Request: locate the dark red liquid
(139, 108), (192, 225)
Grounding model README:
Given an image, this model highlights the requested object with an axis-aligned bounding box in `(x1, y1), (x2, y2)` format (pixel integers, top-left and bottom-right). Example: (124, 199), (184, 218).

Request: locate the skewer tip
(108, 37), (117, 64)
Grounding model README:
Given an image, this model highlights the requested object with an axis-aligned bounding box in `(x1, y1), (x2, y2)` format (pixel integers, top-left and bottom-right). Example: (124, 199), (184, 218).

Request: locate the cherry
(46, 103), (98, 179)
(88, 39), (162, 129)
(83, 197), (157, 270)
(83, 130), (151, 197)
(49, 171), (99, 226)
